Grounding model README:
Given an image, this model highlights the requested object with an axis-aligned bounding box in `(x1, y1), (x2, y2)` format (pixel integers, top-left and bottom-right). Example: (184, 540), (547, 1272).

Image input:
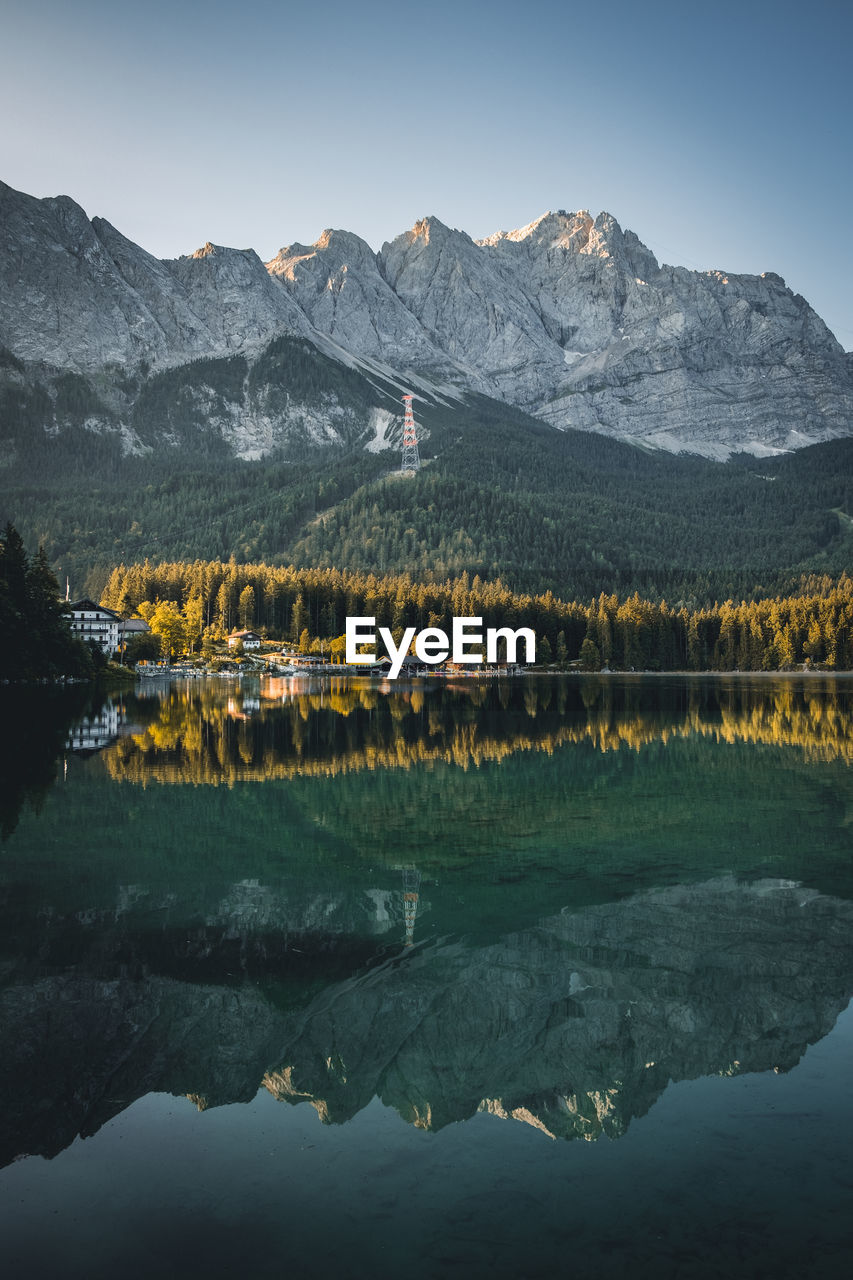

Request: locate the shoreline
(129, 664), (853, 682)
(554, 668), (853, 679)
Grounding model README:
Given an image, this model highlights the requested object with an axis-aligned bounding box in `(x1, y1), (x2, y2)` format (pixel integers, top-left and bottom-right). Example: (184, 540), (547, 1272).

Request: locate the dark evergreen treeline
(100, 557), (853, 671)
(0, 524), (100, 679)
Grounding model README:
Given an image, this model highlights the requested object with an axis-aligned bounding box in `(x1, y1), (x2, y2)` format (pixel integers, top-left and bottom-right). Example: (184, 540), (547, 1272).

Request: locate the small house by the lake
(228, 630), (262, 650)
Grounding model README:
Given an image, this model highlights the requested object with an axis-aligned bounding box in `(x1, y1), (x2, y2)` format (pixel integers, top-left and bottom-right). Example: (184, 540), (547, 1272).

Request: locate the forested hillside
(3, 354), (852, 604)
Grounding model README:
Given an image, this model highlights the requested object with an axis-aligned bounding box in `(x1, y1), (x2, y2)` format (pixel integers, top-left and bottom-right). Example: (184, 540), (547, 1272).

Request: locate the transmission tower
(400, 394), (421, 472)
(402, 867), (421, 947)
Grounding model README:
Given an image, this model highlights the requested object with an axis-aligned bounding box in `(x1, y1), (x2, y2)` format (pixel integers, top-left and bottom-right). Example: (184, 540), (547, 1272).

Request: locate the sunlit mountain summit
(2, 178), (852, 461)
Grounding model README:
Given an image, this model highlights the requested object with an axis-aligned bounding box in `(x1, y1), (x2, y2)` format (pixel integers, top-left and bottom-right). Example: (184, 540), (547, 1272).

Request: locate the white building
(69, 598), (121, 656)
(65, 703), (122, 752)
(227, 629), (262, 650)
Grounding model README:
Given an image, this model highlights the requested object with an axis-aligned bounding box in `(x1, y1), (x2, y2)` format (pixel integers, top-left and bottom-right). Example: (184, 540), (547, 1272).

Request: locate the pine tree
(1, 526), (92, 678)
(579, 637), (601, 671)
(291, 593), (306, 643)
(238, 585), (256, 630)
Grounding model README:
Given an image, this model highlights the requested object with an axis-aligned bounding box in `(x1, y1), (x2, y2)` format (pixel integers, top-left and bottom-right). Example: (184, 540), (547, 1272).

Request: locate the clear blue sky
(2, 0), (851, 348)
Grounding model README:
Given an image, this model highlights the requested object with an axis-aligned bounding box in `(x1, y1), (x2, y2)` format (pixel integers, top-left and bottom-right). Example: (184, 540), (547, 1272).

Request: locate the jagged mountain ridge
(1, 178), (852, 459)
(0, 180), (311, 368)
(279, 208), (853, 457)
(2, 875), (851, 1167)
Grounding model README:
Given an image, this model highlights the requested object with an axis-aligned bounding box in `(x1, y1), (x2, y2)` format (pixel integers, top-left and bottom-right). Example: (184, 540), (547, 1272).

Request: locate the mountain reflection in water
(2, 674), (853, 1279)
(1, 873), (852, 1168)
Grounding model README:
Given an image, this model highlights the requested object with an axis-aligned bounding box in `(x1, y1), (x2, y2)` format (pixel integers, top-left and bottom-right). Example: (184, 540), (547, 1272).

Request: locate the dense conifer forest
(3, 355), (852, 603)
(101, 557), (853, 671)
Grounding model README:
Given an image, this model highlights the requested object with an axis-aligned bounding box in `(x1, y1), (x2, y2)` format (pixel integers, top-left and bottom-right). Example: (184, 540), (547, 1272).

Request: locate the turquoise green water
(1, 675), (852, 1278)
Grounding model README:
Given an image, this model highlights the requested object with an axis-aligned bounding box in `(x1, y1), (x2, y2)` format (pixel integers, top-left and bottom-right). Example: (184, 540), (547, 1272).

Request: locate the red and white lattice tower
(400, 393), (421, 472)
(402, 867), (421, 947)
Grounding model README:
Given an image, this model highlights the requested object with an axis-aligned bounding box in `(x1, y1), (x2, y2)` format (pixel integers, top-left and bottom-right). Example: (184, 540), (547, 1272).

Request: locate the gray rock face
(267, 229), (455, 378)
(163, 240), (311, 354)
(0, 181), (309, 372)
(1, 178), (851, 457)
(265, 876), (853, 1137)
(272, 207), (853, 456)
(373, 209), (853, 457)
(2, 875), (852, 1164)
(380, 217), (550, 389)
(0, 182), (173, 368)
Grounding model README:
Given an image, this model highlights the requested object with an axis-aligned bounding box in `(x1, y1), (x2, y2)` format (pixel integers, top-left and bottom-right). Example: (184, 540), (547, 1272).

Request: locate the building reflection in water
(64, 700), (142, 754)
(83, 674), (853, 788)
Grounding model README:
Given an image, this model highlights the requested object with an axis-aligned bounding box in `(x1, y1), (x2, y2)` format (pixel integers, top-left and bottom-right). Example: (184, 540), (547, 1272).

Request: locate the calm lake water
(2, 673), (853, 1279)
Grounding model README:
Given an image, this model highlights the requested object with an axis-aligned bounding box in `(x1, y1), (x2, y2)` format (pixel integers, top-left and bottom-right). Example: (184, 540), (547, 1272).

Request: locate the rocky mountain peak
(0, 178), (850, 457)
(378, 216), (483, 296)
(267, 229), (377, 285)
(42, 192), (96, 241)
(392, 215), (471, 254)
(0, 182), (174, 367)
(267, 220), (454, 371)
(479, 209), (595, 251)
(266, 241), (315, 280)
(477, 210), (659, 282)
(178, 242), (264, 270)
(410, 215), (441, 245)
